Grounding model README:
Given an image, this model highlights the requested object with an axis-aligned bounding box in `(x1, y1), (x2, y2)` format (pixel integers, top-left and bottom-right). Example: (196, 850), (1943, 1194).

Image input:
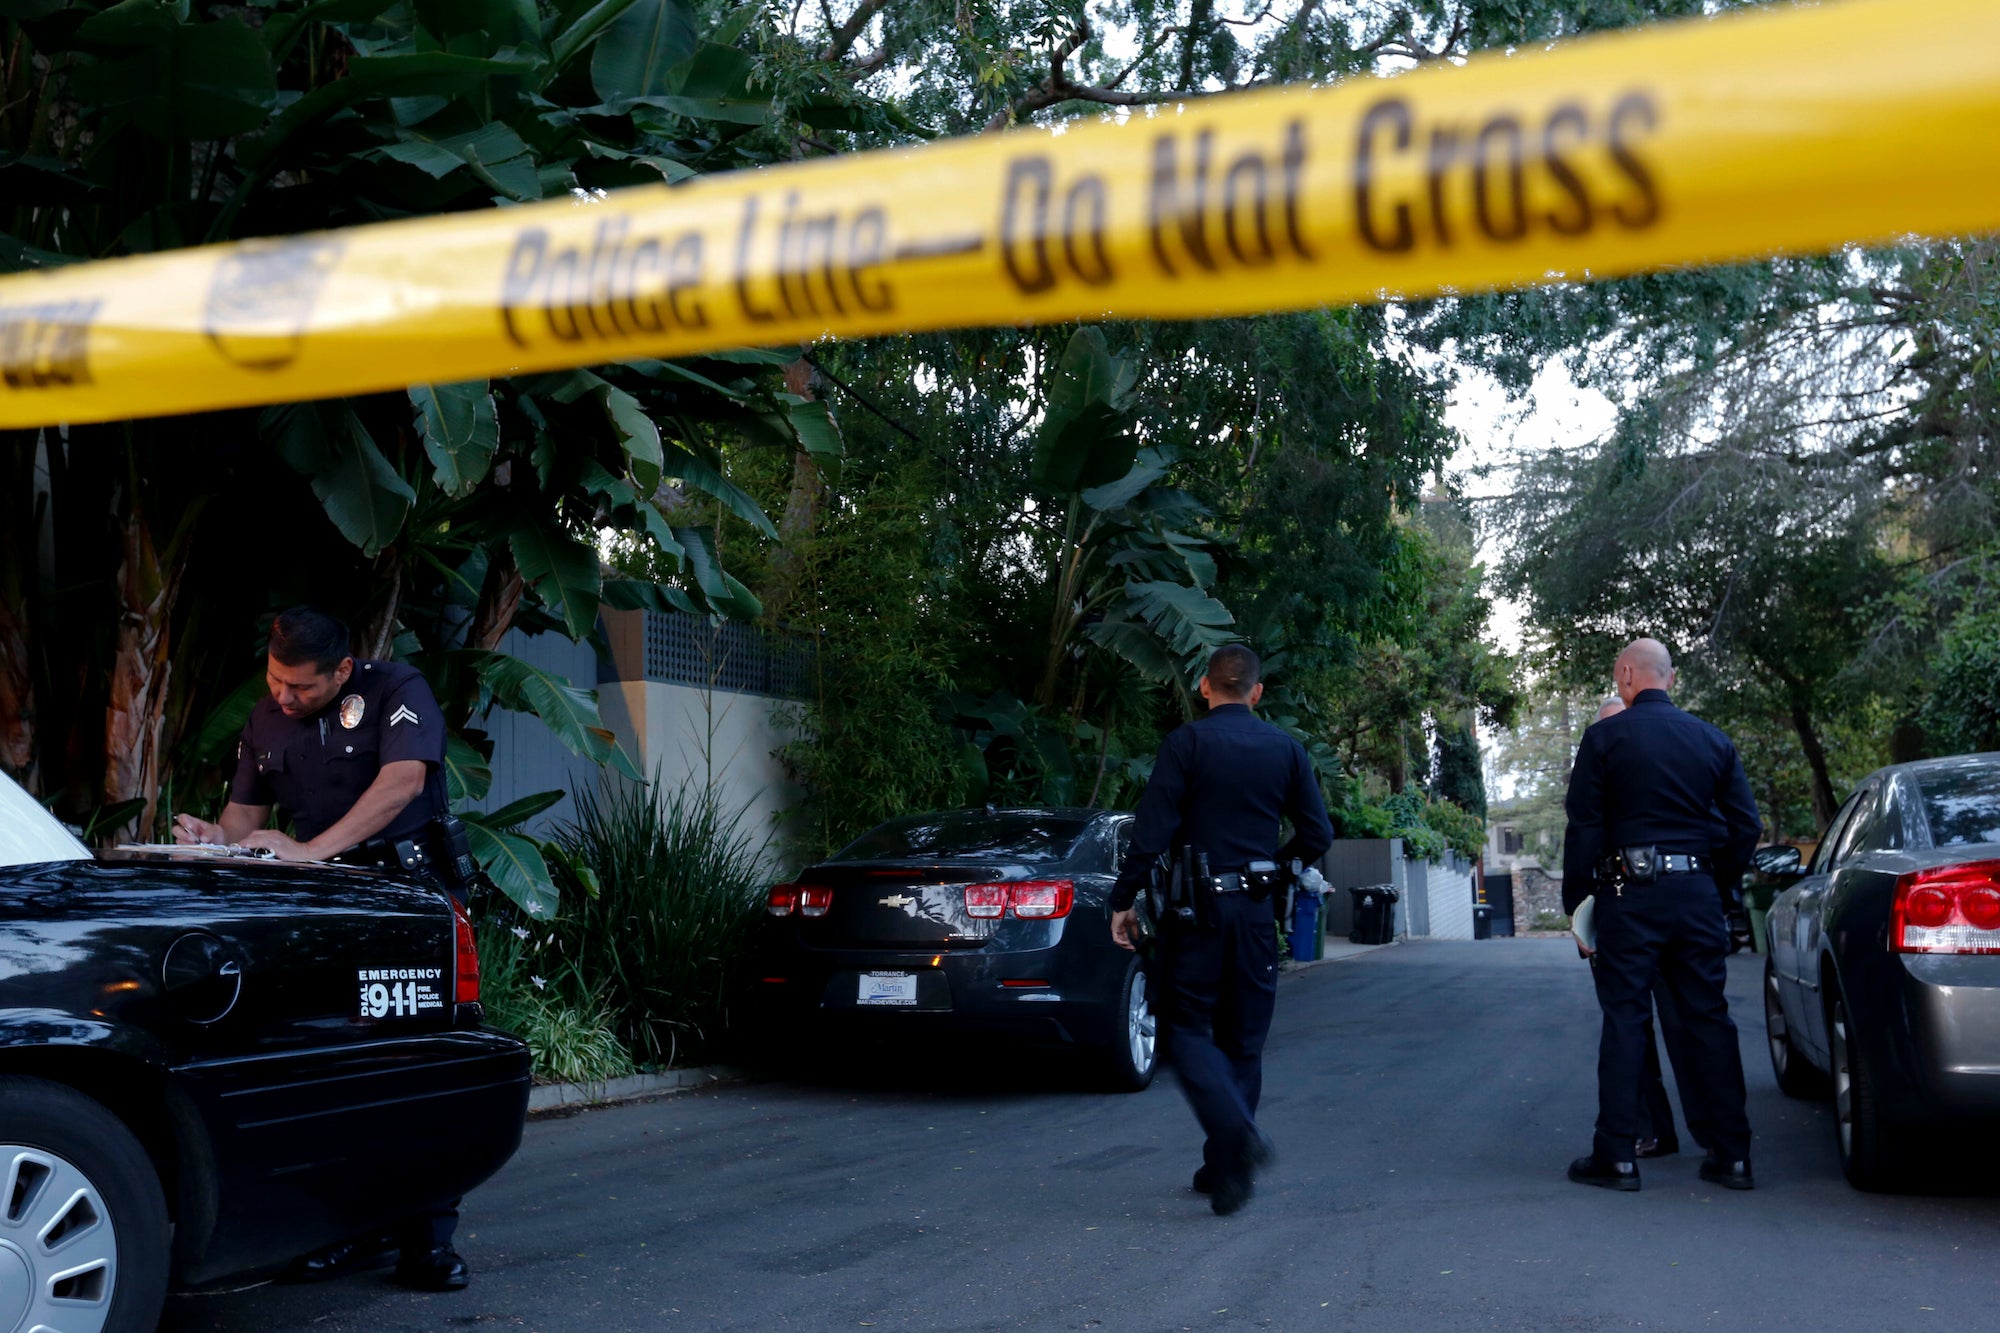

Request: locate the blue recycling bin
(1289, 888), (1323, 961)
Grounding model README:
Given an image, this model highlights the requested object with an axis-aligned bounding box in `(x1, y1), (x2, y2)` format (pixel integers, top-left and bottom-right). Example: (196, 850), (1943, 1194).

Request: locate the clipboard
(1571, 895), (1597, 951)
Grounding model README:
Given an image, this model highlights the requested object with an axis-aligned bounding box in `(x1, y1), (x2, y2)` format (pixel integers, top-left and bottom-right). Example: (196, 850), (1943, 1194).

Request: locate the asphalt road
(160, 940), (2000, 1332)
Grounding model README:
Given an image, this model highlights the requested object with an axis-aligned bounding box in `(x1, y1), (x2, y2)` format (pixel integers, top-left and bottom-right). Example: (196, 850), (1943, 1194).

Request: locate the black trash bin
(1349, 886), (1398, 945)
(1473, 903), (1493, 940)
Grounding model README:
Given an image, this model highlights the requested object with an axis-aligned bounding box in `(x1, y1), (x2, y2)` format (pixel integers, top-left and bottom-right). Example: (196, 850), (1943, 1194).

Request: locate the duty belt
(1596, 851), (1710, 879)
(1211, 862), (1284, 897)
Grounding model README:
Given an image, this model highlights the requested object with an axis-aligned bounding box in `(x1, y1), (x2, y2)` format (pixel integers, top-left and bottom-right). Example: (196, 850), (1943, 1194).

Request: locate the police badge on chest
(339, 694), (365, 729)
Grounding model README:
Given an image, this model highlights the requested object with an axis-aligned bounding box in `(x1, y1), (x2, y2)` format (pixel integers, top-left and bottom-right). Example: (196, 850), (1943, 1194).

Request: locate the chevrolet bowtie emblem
(878, 894), (915, 909)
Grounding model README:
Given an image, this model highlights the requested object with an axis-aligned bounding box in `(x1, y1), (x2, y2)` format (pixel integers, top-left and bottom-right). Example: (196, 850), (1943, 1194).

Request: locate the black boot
(281, 1235), (397, 1284)
(1698, 1151), (1755, 1190)
(1211, 1129), (1276, 1217)
(1567, 1154), (1640, 1192)
(395, 1246), (470, 1292)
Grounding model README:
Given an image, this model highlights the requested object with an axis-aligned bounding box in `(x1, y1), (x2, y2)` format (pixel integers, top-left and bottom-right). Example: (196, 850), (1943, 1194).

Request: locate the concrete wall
(595, 679), (805, 861)
(476, 618), (806, 863)
(1319, 839), (1409, 939)
(1318, 840), (1477, 941)
(1418, 853), (1476, 940)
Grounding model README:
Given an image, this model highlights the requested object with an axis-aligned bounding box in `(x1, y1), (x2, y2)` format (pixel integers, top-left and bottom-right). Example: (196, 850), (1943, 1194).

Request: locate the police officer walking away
(1562, 638), (1761, 1192)
(1109, 645), (1334, 1215)
(172, 606), (476, 1290)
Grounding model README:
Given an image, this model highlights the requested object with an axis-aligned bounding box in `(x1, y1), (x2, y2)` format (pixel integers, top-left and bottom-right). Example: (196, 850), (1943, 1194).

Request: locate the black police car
(747, 808), (1157, 1090)
(0, 773), (530, 1331)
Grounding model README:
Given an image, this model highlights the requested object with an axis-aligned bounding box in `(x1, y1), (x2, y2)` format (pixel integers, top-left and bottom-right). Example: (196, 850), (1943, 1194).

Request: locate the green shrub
(473, 918), (635, 1084)
(514, 995), (636, 1086)
(1330, 777), (1483, 861)
(546, 775), (772, 1069)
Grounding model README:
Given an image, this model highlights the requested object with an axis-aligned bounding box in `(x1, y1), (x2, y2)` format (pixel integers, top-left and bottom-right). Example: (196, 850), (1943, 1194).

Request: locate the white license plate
(858, 972), (918, 1006)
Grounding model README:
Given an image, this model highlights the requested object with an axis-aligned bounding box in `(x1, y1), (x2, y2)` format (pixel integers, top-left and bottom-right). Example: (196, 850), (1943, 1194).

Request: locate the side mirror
(1751, 845), (1804, 877)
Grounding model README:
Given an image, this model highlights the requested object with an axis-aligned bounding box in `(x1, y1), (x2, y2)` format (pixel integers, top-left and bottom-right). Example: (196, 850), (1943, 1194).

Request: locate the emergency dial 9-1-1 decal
(357, 967), (446, 1018)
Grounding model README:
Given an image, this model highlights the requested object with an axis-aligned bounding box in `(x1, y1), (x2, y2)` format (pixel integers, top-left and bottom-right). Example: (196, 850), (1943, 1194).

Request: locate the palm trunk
(104, 504), (189, 839)
(468, 548), (524, 652)
(0, 594), (35, 792)
(0, 431), (37, 789)
(356, 554), (405, 660)
(1787, 697), (1838, 829)
(1036, 504), (1095, 710)
(765, 360), (828, 620)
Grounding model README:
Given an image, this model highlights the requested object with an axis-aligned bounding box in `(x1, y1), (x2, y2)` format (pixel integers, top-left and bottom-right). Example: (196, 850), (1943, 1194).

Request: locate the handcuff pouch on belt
(1605, 845), (1658, 885)
(337, 815), (478, 892)
(1243, 860), (1300, 924)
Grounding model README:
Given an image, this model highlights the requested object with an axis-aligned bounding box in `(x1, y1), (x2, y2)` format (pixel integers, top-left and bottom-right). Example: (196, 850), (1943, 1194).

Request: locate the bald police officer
(1109, 645), (1334, 1216)
(173, 607), (473, 1290)
(1562, 638), (1761, 1192)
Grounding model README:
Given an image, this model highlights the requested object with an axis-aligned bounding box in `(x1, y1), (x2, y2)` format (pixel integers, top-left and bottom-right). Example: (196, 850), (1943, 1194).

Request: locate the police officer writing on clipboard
(172, 606), (477, 1291)
(1109, 646), (1334, 1216)
(172, 607), (454, 875)
(1561, 638), (1761, 1193)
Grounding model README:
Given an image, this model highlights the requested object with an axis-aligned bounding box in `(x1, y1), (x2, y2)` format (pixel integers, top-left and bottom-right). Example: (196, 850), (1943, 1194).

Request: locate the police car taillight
(798, 885), (833, 917)
(452, 898), (481, 1005)
(767, 883), (800, 916)
(1891, 862), (2000, 954)
(963, 880), (1074, 920)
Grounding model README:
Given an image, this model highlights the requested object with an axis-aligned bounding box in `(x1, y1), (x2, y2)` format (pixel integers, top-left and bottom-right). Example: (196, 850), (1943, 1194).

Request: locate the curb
(527, 945), (1393, 1109)
(528, 1065), (752, 1115)
(1280, 940), (1392, 972)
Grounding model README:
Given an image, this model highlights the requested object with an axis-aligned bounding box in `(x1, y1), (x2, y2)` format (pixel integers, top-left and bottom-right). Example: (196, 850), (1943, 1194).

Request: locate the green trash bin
(1744, 881), (1780, 954)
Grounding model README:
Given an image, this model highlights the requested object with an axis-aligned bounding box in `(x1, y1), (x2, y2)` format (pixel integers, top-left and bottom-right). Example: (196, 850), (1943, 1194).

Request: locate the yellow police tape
(1, 0), (1997, 428)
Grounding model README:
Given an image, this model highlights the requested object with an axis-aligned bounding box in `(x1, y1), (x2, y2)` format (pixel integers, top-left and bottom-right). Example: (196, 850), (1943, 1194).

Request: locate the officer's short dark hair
(269, 607), (352, 674)
(1205, 645), (1261, 697)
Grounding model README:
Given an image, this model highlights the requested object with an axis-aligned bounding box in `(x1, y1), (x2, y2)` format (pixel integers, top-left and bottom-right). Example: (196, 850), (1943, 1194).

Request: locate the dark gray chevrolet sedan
(1764, 753), (2000, 1189)
(744, 807), (1157, 1091)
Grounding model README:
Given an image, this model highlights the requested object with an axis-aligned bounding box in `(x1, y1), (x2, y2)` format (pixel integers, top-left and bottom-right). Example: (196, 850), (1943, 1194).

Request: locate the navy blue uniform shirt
(1561, 688), (1761, 913)
(230, 659), (449, 844)
(1110, 703), (1335, 911)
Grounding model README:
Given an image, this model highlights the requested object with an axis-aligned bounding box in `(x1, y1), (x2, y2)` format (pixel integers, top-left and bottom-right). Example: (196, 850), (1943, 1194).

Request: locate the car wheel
(1100, 960), (1158, 1092)
(1829, 988), (1905, 1191)
(0, 1075), (169, 1333)
(1764, 961), (1828, 1098)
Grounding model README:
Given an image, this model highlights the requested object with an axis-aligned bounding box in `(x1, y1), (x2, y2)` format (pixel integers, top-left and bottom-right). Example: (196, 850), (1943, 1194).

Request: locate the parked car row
(1761, 753), (2000, 1190)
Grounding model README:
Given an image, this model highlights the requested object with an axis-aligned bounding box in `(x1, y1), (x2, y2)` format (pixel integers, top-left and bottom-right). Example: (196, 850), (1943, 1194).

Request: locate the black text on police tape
(0, 300), (99, 391)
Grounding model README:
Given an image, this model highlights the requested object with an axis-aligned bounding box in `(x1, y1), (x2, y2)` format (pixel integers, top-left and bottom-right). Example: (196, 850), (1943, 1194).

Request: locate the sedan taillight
(964, 883), (1008, 919)
(452, 898), (481, 1005)
(768, 884), (833, 916)
(964, 880), (1074, 921)
(1892, 861), (2000, 954)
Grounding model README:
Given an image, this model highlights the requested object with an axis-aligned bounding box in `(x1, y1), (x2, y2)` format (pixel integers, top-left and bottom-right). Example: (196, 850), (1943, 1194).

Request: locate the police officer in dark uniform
(172, 606), (475, 1290)
(1109, 645), (1334, 1216)
(1581, 697), (1692, 1160)
(1561, 638), (1761, 1192)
